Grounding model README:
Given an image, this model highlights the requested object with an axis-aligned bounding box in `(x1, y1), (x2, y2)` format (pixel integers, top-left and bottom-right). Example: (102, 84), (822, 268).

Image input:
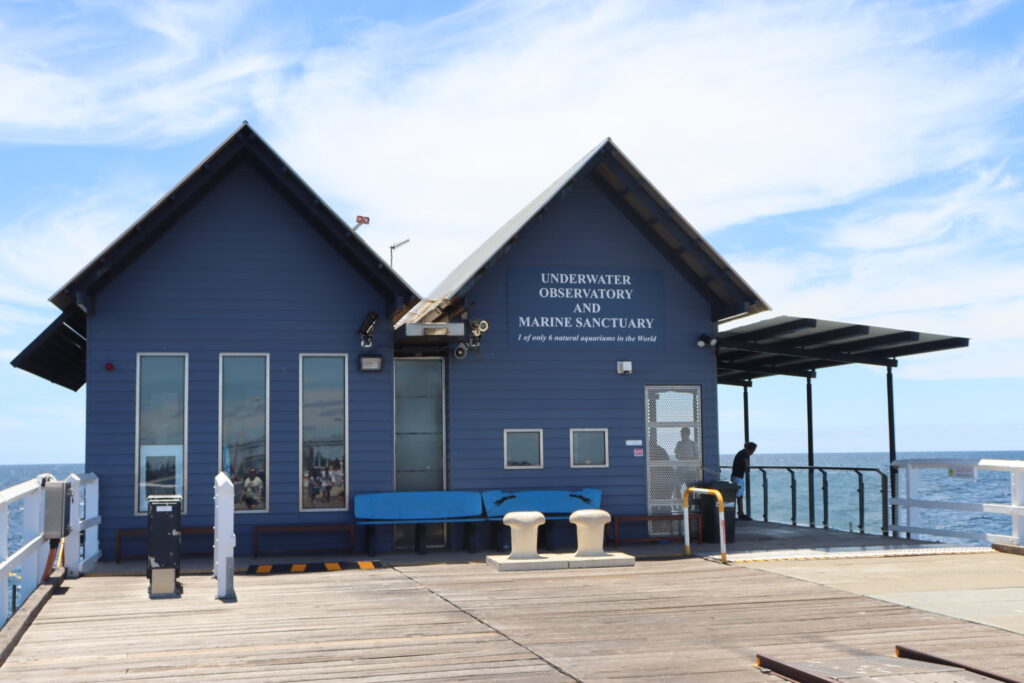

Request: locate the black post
(806, 376), (815, 527)
(887, 365), (899, 537)
(742, 384), (750, 444)
(741, 383), (751, 518)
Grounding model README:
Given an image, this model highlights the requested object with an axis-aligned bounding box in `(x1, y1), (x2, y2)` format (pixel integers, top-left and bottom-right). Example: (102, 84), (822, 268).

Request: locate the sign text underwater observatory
(508, 267), (664, 346)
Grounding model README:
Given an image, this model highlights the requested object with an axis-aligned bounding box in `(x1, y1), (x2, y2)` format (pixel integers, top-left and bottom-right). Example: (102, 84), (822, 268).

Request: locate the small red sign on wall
(633, 448), (644, 457)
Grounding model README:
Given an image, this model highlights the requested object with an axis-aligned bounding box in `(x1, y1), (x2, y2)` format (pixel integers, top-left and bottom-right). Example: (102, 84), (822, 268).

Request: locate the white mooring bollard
(503, 511), (545, 559)
(570, 509), (611, 558)
(214, 472), (237, 602)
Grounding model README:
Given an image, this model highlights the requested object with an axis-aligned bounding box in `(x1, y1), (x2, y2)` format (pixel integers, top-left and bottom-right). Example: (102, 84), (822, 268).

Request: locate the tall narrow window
(300, 354), (347, 510)
(220, 354), (269, 511)
(136, 354), (187, 513)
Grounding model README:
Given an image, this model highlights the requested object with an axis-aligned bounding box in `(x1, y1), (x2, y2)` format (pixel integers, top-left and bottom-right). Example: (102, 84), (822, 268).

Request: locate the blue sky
(0, 0), (1022, 464)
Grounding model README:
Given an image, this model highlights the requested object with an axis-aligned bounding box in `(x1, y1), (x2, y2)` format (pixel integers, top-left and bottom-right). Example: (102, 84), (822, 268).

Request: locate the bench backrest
(482, 489), (602, 517)
(354, 491), (484, 521)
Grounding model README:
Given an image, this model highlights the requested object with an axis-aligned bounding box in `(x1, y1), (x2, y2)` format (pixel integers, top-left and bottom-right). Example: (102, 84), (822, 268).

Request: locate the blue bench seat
(354, 491), (486, 555)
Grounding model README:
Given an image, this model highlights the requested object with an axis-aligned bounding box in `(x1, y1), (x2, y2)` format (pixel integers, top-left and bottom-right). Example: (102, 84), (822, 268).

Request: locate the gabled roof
(51, 122), (417, 312)
(14, 123), (418, 391)
(400, 138), (769, 325)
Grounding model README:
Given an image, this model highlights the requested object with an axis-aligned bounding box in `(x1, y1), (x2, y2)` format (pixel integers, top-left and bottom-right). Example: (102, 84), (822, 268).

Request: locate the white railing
(65, 473), (102, 578)
(892, 458), (1023, 545)
(0, 472), (102, 628)
(213, 472), (236, 602)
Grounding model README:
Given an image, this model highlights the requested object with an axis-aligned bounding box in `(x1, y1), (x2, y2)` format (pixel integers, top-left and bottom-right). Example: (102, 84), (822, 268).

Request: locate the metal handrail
(737, 466), (889, 535)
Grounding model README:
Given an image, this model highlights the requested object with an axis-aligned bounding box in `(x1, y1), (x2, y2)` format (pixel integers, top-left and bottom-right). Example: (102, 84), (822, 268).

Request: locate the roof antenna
(389, 238), (410, 267)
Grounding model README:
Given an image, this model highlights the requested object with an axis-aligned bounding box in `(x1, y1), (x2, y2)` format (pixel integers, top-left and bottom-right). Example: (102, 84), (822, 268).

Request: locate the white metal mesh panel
(646, 386), (702, 536)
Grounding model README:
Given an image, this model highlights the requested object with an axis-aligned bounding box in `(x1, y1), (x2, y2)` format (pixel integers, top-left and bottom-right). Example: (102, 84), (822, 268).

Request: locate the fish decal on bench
(494, 495), (518, 505)
(569, 493), (592, 504)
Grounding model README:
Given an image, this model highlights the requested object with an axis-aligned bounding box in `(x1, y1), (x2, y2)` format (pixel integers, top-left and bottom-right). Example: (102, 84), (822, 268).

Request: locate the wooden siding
(85, 159), (395, 556)
(447, 175), (720, 521)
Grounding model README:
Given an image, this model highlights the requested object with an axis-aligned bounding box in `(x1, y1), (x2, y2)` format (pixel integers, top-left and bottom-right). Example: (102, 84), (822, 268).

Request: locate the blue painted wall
(85, 159), (395, 557)
(447, 175), (720, 523)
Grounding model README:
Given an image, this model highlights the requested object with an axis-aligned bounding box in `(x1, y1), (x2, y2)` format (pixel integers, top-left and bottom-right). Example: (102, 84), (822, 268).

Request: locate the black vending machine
(147, 495), (183, 598)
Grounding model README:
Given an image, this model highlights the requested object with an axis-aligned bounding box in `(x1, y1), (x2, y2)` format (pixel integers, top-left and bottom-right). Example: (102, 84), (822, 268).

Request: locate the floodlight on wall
(696, 335), (718, 348)
(359, 312), (379, 348)
(359, 354), (383, 372)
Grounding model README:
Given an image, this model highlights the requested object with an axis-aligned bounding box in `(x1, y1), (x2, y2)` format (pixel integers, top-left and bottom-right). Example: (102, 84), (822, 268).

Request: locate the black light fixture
(696, 335), (718, 348)
(359, 312), (378, 348)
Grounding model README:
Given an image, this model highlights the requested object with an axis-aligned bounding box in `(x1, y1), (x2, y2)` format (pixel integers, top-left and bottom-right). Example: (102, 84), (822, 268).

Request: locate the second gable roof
(400, 138), (769, 326)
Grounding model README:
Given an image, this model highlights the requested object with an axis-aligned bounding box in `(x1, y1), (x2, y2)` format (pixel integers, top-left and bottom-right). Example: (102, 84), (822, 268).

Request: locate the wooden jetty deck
(4, 552), (1024, 681)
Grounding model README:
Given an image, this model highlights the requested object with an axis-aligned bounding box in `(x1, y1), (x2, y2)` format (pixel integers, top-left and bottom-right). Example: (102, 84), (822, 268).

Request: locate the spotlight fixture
(353, 215), (370, 231)
(696, 335), (718, 348)
(452, 342), (469, 360)
(359, 312), (379, 348)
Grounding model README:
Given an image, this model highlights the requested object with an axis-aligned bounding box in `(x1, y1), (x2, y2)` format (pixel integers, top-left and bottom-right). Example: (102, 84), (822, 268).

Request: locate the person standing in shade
(731, 442), (757, 520)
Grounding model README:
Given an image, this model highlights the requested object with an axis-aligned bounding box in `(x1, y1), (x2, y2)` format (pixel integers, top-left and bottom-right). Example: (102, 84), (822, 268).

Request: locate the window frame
(299, 353), (349, 512)
(569, 428), (609, 469)
(219, 352), (271, 514)
(134, 352), (189, 516)
(503, 429), (545, 469)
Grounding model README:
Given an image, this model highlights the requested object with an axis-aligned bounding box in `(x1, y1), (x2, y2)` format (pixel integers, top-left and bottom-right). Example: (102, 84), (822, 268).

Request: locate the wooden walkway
(5, 557), (1024, 681)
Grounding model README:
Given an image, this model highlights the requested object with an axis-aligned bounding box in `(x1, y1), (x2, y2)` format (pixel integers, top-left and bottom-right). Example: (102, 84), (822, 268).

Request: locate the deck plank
(3, 557), (1024, 681)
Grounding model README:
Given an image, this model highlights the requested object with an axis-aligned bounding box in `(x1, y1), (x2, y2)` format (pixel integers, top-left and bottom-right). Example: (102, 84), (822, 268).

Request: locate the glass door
(394, 357), (445, 547)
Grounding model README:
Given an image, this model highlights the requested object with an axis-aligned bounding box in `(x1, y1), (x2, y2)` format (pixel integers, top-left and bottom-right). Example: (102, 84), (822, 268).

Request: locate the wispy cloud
(254, 0), (1024, 294)
(0, 0), (291, 143)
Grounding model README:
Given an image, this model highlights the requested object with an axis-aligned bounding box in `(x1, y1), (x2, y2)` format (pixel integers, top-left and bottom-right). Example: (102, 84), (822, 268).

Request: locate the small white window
(571, 428), (609, 468)
(504, 429), (543, 469)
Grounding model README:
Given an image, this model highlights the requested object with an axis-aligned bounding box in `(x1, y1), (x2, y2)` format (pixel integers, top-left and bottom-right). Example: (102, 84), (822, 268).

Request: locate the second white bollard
(570, 509), (611, 558)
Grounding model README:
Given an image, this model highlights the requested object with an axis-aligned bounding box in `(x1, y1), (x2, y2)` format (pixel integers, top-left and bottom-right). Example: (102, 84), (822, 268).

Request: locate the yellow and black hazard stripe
(246, 560), (381, 575)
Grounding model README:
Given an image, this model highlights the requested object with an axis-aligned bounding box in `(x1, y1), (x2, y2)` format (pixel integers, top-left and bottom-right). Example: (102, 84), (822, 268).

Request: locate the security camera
(452, 342), (469, 360)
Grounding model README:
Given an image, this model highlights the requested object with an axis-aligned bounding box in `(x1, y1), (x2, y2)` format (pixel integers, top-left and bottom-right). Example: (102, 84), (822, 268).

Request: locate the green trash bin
(699, 481), (738, 543)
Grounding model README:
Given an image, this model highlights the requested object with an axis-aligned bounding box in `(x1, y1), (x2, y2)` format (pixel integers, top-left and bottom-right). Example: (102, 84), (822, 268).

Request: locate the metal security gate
(645, 385), (703, 536)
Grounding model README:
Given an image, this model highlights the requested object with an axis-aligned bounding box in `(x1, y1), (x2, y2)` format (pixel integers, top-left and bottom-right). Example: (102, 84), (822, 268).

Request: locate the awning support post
(806, 376), (815, 527)
(742, 385), (750, 444)
(887, 365), (899, 537)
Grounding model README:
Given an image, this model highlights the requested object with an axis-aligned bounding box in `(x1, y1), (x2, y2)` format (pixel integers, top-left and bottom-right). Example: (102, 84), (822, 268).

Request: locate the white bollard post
(214, 472), (236, 602)
(65, 474), (83, 578)
(570, 509), (611, 558)
(503, 511), (545, 559)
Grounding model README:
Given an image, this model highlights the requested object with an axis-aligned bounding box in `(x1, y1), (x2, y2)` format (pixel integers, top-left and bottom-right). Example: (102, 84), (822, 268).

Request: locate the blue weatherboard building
(13, 124), (769, 557)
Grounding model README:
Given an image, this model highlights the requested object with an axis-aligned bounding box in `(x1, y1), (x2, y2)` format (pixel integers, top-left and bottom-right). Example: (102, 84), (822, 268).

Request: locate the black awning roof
(716, 315), (969, 386)
(11, 308), (87, 391)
